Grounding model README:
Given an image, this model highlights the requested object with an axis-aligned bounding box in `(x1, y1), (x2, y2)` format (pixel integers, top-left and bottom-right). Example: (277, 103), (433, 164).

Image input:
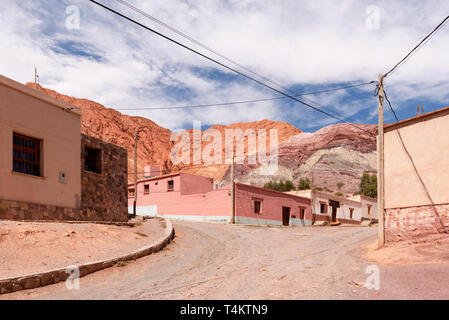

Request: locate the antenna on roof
(34, 67), (39, 88)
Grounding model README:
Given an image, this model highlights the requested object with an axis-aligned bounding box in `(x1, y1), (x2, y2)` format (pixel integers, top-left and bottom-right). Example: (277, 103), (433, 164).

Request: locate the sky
(1, 0), (448, 132)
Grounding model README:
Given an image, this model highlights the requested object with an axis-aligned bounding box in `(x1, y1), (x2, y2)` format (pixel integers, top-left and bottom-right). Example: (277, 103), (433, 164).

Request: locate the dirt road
(3, 221), (449, 299)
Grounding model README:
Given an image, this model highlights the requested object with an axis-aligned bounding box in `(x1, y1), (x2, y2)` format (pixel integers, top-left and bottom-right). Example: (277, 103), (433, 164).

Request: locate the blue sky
(1, 0), (449, 133)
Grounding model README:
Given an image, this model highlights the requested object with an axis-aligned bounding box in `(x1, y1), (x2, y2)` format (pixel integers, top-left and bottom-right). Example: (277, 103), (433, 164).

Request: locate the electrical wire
(384, 15), (449, 78)
(114, 0), (376, 124)
(89, 0), (376, 138)
(115, 81), (376, 112)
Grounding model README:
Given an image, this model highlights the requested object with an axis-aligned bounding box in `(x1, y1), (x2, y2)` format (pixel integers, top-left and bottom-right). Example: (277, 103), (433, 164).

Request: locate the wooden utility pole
(133, 129), (140, 218)
(377, 74), (385, 248)
(230, 152), (235, 224)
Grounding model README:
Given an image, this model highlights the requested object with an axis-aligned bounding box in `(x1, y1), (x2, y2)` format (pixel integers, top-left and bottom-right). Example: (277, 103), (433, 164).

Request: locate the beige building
(347, 194), (378, 220)
(384, 106), (449, 241)
(0, 74), (129, 222)
(0, 75), (82, 209)
(287, 189), (376, 224)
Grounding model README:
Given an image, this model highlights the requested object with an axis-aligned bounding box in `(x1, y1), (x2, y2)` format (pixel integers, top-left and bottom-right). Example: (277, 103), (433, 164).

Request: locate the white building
(287, 190), (377, 224)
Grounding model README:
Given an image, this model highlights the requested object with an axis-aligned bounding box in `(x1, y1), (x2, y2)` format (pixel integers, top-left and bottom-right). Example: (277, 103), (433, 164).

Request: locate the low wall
(0, 219), (175, 294)
(385, 204), (449, 241)
(0, 199), (124, 222)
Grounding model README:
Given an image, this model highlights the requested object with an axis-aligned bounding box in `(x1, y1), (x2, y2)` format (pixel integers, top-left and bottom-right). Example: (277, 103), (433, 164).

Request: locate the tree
(359, 173), (377, 198)
(297, 178), (311, 190)
(263, 180), (294, 192)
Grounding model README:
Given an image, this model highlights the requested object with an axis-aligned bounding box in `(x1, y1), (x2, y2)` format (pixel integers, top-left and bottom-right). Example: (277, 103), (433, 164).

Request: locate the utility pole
(133, 128), (140, 218)
(377, 74), (385, 248)
(230, 152), (235, 224)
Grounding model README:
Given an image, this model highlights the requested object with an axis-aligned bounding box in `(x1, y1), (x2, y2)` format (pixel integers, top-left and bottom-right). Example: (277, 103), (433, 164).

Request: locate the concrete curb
(0, 219), (175, 295)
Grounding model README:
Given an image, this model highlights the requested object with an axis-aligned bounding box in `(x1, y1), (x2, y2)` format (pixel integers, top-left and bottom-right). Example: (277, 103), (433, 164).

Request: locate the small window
(167, 180), (174, 191)
(129, 188), (135, 197)
(144, 184), (150, 195)
(254, 200), (262, 214)
(299, 207), (305, 219)
(349, 208), (354, 219)
(367, 205), (372, 216)
(84, 147), (102, 174)
(320, 202), (328, 214)
(13, 132), (41, 176)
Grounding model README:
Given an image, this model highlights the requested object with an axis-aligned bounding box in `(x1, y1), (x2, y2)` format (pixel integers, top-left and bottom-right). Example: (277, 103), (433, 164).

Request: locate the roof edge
(0, 74), (81, 116)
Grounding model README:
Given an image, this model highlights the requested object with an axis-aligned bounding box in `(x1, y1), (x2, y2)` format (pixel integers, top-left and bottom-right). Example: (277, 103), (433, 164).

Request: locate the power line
(383, 89), (400, 122)
(115, 81), (376, 111)
(384, 15), (449, 78)
(125, 137), (377, 177)
(115, 0), (374, 122)
(89, 0), (376, 137)
(114, 0), (376, 126)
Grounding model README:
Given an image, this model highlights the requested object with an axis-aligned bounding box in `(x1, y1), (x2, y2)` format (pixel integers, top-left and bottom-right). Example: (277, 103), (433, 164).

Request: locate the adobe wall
(235, 184), (312, 226)
(385, 204), (449, 241)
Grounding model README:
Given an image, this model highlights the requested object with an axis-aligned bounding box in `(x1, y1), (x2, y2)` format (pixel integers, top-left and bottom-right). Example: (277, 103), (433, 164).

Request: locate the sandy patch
(0, 218), (166, 279)
(364, 233), (449, 266)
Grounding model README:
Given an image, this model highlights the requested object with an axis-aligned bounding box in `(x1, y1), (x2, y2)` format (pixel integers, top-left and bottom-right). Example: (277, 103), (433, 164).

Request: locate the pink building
(128, 168), (312, 226)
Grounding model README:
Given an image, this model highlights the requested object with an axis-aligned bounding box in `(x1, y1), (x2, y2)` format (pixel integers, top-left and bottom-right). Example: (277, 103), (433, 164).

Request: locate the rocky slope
(26, 83), (174, 182)
(235, 124), (377, 194)
(27, 83), (377, 193)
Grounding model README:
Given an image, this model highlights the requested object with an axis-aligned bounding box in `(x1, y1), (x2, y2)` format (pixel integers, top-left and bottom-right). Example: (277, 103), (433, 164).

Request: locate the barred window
(13, 133), (41, 176)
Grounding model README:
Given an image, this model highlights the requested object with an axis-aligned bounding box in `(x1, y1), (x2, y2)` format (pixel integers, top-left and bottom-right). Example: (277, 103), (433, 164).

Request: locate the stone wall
(0, 135), (128, 222)
(385, 204), (449, 241)
(81, 134), (128, 222)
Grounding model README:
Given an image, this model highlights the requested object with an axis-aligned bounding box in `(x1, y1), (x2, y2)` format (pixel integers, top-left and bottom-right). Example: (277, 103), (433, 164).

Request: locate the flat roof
(236, 183), (311, 202)
(0, 74), (81, 116)
(128, 172), (214, 186)
(384, 105), (449, 132)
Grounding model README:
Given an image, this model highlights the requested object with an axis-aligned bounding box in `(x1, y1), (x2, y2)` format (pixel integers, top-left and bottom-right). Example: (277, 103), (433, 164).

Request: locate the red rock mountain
(26, 84), (303, 183)
(26, 83), (174, 182)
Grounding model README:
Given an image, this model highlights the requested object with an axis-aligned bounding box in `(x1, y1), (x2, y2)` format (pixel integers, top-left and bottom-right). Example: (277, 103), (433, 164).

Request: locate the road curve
(3, 221), (448, 299)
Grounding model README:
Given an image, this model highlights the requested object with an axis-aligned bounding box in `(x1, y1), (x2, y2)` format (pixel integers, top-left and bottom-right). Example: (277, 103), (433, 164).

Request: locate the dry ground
(0, 218), (166, 279)
(3, 221), (449, 299)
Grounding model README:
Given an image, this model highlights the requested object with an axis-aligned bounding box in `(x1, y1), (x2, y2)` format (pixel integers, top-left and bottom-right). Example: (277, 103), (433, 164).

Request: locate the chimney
(144, 165), (161, 178)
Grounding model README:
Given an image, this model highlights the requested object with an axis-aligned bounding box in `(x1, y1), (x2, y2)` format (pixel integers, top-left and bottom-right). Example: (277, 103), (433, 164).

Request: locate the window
(320, 202), (328, 214)
(349, 208), (354, 219)
(144, 184), (150, 195)
(299, 207), (305, 219)
(367, 205), (372, 216)
(129, 188), (135, 197)
(13, 132), (41, 176)
(254, 200), (262, 214)
(167, 180), (174, 191)
(84, 147), (102, 174)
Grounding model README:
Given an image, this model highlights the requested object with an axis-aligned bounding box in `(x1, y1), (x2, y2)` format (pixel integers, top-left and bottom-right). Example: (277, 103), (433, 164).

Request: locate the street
(3, 221), (449, 300)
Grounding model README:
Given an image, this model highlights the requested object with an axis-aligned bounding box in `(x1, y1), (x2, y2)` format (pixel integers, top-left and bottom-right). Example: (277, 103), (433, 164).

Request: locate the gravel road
(3, 221), (449, 299)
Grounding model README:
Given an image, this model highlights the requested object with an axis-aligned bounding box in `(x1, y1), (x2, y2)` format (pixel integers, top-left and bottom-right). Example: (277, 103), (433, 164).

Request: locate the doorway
(328, 200), (340, 222)
(282, 207), (290, 226)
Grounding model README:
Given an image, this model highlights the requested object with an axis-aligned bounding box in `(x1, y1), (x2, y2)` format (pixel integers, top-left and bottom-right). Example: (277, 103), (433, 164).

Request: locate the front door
(331, 206), (337, 222)
(282, 207), (290, 226)
(328, 200), (340, 222)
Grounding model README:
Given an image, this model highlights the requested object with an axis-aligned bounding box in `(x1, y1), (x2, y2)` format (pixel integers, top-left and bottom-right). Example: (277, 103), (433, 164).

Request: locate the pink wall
(235, 183), (311, 224)
(129, 173), (312, 226)
(180, 173), (214, 195)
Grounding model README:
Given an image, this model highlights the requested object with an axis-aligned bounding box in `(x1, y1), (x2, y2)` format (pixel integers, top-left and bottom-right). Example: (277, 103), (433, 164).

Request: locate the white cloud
(0, 0), (448, 131)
